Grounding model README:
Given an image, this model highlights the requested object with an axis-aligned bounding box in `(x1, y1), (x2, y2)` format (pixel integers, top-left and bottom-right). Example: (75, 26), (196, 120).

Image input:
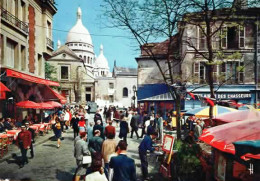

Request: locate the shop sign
(196, 93), (251, 99)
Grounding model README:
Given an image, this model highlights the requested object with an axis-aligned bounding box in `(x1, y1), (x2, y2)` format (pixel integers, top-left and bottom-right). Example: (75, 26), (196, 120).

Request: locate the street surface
(0, 115), (167, 181)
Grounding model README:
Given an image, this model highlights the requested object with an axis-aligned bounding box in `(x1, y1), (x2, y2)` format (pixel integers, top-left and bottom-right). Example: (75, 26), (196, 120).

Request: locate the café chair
(0, 137), (9, 158)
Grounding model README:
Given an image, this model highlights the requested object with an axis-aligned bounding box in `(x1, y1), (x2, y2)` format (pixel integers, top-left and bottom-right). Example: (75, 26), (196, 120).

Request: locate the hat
(25, 122), (29, 125)
(21, 125), (26, 128)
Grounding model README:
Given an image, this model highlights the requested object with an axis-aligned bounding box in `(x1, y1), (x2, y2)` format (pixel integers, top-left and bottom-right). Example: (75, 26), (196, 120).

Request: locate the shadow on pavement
(42, 144), (58, 148)
(56, 168), (74, 181)
(6, 153), (21, 167)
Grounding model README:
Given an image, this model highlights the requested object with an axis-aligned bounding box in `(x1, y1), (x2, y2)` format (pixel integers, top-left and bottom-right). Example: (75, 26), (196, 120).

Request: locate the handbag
(82, 155), (92, 164)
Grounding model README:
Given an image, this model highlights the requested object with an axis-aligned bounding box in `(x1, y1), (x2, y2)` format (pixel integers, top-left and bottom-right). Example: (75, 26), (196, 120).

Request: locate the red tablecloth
(33, 124), (46, 132)
(0, 133), (15, 144)
(0, 134), (8, 138)
(29, 125), (39, 131)
(6, 130), (21, 140)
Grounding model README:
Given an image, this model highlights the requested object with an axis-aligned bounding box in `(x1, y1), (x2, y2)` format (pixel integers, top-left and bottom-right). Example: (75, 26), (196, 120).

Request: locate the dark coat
(93, 124), (105, 139)
(119, 121), (129, 138)
(130, 115), (139, 130)
(110, 154), (137, 181)
(71, 117), (79, 131)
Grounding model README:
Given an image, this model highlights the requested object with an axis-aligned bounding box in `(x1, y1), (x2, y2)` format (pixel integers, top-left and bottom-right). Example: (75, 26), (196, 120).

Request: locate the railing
(40, 0), (55, 5)
(0, 6), (28, 34)
(46, 37), (54, 49)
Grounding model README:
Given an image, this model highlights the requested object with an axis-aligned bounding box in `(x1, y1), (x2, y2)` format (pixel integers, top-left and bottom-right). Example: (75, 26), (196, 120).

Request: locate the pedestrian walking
(78, 117), (86, 133)
(16, 125), (32, 168)
(119, 115), (129, 144)
(109, 140), (137, 181)
(138, 130), (157, 180)
(87, 121), (94, 143)
(101, 132), (117, 179)
(93, 120), (105, 139)
(89, 130), (104, 157)
(71, 113), (80, 138)
(74, 132), (91, 181)
(53, 117), (62, 148)
(104, 120), (115, 139)
(130, 111), (140, 139)
(85, 154), (107, 181)
(25, 122), (35, 158)
(140, 112), (149, 138)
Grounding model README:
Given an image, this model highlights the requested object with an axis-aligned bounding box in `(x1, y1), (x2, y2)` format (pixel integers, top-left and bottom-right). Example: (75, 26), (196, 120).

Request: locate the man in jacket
(139, 130), (157, 180)
(109, 140), (137, 181)
(130, 111), (140, 139)
(25, 122), (35, 158)
(74, 131), (90, 181)
(16, 125), (32, 168)
(88, 130), (104, 157)
(71, 113), (80, 138)
(140, 112), (150, 138)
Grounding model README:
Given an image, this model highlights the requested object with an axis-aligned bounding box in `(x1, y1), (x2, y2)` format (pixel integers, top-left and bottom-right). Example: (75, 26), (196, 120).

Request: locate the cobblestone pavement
(0, 117), (168, 181)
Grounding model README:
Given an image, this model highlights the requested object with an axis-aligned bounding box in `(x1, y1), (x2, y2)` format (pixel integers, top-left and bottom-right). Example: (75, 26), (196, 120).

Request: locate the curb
(0, 134), (53, 164)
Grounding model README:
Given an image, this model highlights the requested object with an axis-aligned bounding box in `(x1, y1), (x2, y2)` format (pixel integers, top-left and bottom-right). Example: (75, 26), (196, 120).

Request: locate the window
(86, 94), (91, 102)
(245, 23), (254, 48)
(193, 62), (206, 84)
(87, 57), (90, 64)
(83, 45), (86, 47)
(6, 38), (18, 68)
(227, 26), (238, 49)
(38, 54), (42, 76)
(213, 65), (218, 83)
(79, 44), (82, 46)
(84, 56), (86, 61)
(1, 35), (4, 63)
(74, 44), (78, 46)
(85, 87), (91, 92)
(61, 66), (69, 80)
(239, 26), (245, 48)
(47, 21), (51, 38)
(109, 95), (114, 103)
(21, 45), (26, 71)
(238, 62), (244, 83)
(123, 87), (128, 97)
(199, 28), (206, 50)
(109, 83), (114, 89)
(21, 1), (26, 21)
(221, 26), (227, 48)
(79, 55), (82, 58)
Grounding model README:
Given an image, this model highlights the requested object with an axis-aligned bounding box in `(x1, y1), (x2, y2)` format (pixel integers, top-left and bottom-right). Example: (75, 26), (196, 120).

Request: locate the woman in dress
(53, 117), (62, 148)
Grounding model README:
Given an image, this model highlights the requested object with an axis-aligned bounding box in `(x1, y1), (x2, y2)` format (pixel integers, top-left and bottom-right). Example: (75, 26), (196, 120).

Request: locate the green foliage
(173, 140), (202, 175)
(45, 62), (57, 81)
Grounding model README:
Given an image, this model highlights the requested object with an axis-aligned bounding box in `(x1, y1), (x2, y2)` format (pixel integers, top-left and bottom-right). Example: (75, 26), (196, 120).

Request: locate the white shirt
(85, 171), (108, 181)
(64, 112), (70, 121)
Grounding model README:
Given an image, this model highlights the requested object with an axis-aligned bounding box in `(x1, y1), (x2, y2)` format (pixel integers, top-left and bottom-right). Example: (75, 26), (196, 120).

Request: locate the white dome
(95, 44), (109, 69)
(66, 7), (93, 45)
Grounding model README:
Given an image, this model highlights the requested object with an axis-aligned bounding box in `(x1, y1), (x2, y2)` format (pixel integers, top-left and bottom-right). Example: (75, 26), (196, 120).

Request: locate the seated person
(4, 118), (13, 130)
(0, 118), (6, 132)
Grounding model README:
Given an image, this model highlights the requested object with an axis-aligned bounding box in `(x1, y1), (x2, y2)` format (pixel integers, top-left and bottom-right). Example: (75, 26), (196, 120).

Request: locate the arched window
(123, 87), (128, 97)
(79, 55), (82, 58)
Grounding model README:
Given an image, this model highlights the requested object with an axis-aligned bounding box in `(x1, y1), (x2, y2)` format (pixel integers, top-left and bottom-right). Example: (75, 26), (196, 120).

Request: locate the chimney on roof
(233, 0), (248, 9)
(57, 40), (61, 49)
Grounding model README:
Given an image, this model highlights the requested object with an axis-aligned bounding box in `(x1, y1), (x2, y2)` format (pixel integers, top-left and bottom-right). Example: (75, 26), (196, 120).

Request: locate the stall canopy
(199, 119), (260, 157)
(46, 86), (67, 104)
(185, 105), (237, 118)
(45, 101), (62, 108)
(6, 69), (60, 87)
(212, 110), (260, 125)
(233, 140), (260, 160)
(38, 102), (54, 109)
(16, 100), (41, 109)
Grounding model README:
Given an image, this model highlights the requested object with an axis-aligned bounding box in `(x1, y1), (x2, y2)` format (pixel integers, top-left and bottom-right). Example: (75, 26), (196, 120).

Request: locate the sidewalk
(0, 131), (56, 164)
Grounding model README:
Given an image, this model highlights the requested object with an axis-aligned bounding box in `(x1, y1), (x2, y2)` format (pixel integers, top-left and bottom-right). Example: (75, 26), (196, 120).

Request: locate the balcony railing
(46, 37), (54, 49)
(0, 6), (28, 34)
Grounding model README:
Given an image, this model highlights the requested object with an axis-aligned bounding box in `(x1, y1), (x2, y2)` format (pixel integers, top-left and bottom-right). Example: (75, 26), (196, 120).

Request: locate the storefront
(0, 68), (65, 119)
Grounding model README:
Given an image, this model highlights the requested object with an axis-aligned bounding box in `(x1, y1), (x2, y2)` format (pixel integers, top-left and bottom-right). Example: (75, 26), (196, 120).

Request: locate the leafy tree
(45, 62), (58, 81)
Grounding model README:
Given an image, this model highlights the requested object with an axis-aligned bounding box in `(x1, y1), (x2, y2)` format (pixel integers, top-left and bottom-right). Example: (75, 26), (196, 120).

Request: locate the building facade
(0, 0), (62, 119)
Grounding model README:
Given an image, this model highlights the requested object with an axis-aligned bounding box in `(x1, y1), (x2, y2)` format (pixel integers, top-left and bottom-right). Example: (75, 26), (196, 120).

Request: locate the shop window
(61, 66), (69, 80)
(109, 83), (114, 89)
(123, 87), (128, 97)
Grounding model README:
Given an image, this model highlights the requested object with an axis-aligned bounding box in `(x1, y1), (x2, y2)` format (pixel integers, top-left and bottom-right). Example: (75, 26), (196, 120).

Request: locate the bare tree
(103, 0), (190, 139)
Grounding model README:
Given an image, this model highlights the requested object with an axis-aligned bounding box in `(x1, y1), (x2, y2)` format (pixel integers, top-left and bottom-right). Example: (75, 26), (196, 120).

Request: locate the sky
(52, 0), (139, 70)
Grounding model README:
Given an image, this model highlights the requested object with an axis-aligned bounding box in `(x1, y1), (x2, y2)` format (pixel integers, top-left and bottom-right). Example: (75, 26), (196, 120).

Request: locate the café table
(6, 130), (21, 140)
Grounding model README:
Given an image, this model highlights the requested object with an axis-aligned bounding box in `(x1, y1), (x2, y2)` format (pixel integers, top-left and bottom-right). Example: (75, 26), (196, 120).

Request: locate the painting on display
(162, 135), (175, 154)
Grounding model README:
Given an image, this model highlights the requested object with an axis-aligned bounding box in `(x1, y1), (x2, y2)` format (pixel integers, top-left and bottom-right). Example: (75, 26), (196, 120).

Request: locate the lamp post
(132, 85), (137, 108)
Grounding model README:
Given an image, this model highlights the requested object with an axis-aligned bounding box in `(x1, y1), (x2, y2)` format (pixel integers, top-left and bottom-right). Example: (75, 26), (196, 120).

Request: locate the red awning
(46, 86), (67, 104)
(0, 82), (11, 92)
(38, 102), (54, 109)
(16, 100), (41, 109)
(199, 119), (260, 155)
(6, 69), (60, 87)
(45, 101), (62, 108)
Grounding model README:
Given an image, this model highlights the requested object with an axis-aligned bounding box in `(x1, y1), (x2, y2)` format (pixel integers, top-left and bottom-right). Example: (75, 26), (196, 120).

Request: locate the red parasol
(199, 119), (260, 155)
(16, 100), (41, 109)
(38, 102), (54, 109)
(212, 110), (260, 125)
(45, 101), (62, 108)
(0, 82), (11, 92)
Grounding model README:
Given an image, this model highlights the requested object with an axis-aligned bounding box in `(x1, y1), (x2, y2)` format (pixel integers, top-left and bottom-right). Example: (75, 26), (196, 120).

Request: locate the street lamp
(132, 85), (137, 108)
